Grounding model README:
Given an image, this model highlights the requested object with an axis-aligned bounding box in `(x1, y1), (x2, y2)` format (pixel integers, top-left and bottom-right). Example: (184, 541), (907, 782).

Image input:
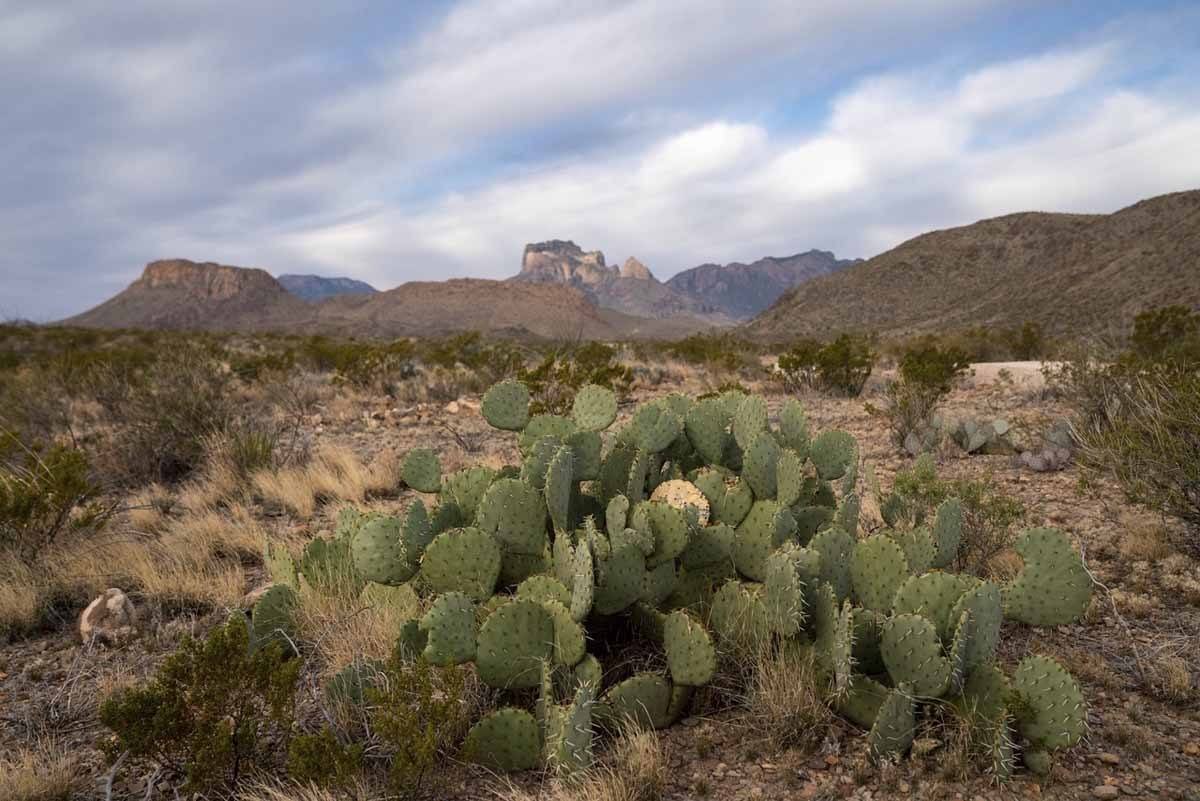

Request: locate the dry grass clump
(1111, 589), (1157, 619)
(740, 646), (833, 753)
(0, 561), (42, 637)
(0, 741), (84, 801)
(124, 482), (173, 531)
(253, 444), (378, 520)
(494, 725), (666, 801)
(237, 782), (375, 801)
(1118, 525), (1174, 562)
(1145, 653), (1195, 702)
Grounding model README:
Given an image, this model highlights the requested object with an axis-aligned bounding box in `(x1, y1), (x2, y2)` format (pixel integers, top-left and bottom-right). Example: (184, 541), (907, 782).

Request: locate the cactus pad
(464, 707), (542, 772)
(571, 384), (618, 431)
(869, 684), (916, 760)
(764, 547), (806, 636)
(693, 469), (754, 527)
(734, 499), (797, 581)
(544, 446), (574, 532)
(599, 673), (672, 730)
(251, 584), (297, 652)
(1010, 654), (1087, 751)
(592, 544), (646, 615)
(401, 448), (441, 493)
(732, 395), (768, 450)
(476, 599), (556, 688)
(477, 478), (547, 555)
(351, 514), (414, 586)
(440, 466), (496, 521)
(948, 581), (1002, 669)
(709, 579), (770, 649)
(889, 527), (936, 576)
(850, 535), (910, 612)
(663, 611), (716, 686)
(881, 613), (952, 697)
(638, 500), (690, 567)
(685, 398), (730, 465)
(649, 479), (711, 527)
(420, 591), (477, 665)
(420, 527), (501, 601)
(517, 574), (571, 607)
(631, 402), (684, 453)
(482, 380), (531, 431)
(1004, 528), (1093, 626)
(931, 497), (963, 569)
(681, 522), (734, 570)
(777, 398), (810, 456)
(809, 526), (853, 602)
(809, 430), (856, 481)
(742, 432), (781, 500)
(542, 599), (587, 667)
(892, 572), (974, 641)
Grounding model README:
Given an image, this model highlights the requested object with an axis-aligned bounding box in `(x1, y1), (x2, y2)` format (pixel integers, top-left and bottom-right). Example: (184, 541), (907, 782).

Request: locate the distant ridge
(744, 189), (1200, 341)
(278, 274), (377, 302)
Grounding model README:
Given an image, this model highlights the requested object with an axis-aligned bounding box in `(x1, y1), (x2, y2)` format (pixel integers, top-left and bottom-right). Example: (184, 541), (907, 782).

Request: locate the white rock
(79, 588), (138, 645)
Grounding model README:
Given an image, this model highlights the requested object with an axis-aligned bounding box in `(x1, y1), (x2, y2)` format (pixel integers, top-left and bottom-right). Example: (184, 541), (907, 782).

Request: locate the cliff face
(135, 260), (284, 300)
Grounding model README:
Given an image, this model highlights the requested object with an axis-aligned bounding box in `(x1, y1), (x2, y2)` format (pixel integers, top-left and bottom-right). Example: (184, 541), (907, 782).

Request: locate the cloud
(1, 1), (1198, 320)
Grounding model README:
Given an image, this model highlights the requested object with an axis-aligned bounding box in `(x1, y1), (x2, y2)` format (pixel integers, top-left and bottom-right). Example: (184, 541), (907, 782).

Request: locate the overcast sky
(2, 1), (1199, 320)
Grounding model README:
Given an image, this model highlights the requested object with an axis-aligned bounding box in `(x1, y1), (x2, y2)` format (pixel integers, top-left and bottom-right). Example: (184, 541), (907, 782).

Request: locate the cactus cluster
(256, 382), (1093, 778)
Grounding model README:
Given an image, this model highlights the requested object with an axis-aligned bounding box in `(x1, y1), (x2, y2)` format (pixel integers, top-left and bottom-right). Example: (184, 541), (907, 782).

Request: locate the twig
(104, 752), (128, 801)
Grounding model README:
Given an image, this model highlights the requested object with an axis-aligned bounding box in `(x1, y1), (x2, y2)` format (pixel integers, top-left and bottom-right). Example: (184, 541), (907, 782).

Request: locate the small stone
(1093, 786), (1120, 799)
(445, 400), (460, 414)
(79, 588), (139, 645)
(824, 755), (840, 767)
(1098, 752), (1120, 765)
(1184, 742), (1200, 757)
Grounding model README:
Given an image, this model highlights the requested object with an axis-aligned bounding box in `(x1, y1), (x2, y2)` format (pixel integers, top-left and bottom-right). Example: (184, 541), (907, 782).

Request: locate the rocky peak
(518, 240), (615, 286)
(135, 259), (283, 300)
(619, 257), (654, 280)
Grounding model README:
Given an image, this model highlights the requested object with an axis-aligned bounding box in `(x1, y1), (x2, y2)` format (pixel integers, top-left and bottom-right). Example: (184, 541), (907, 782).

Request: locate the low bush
(286, 729), (363, 789)
(100, 614), (301, 795)
(872, 343), (970, 454)
(776, 334), (875, 396)
(519, 341), (633, 415)
(661, 333), (755, 372)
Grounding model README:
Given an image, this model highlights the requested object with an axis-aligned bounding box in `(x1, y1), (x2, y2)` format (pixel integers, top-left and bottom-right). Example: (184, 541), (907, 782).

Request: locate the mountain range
(62, 188), (1200, 342)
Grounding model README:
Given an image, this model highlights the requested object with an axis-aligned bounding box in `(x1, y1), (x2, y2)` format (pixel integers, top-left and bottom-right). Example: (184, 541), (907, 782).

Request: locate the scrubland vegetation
(0, 312), (1197, 800)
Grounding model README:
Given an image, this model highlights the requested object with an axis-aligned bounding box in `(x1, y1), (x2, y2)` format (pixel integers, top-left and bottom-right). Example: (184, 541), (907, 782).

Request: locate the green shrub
(286, 728), (363, 789)
(0, 434), (111, 560)
(663, 334), (753, 372)
(100, 615), (301, 795)
(519, 341), (632, 415)
(1005, 321), (1047, 361)
(1128, 305), (1200, 365)
(898, 343), (970, 395)
(777, 334), (875, 396)
(367, 653), (472, 798)
(1075, 369), (1200, 554)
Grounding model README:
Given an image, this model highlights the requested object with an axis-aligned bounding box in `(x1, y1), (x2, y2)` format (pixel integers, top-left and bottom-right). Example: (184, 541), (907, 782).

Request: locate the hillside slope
(277, 274), (377, 302)
(744, 190), (1200, 341)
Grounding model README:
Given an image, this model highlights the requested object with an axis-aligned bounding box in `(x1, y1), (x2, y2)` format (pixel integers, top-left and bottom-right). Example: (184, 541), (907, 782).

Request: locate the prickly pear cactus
(308, 380), (1091, 777)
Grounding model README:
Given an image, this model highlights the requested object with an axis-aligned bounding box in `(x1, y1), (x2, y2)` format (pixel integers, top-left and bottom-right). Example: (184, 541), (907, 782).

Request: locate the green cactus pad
(631, 402), (684, 454)
(420, 527), (501, 601)
(475, 599), (555, 689)
(764, 547), (806, 636)
(521, 434), (562, 490)
(775, 448), (806, 508)
(850, 606), (886, 675)
(838, 674), (889, 729)
(732, 395), (768, 451)
(592, 544), (646, 615)
(440, 466), (496, 522)
(264, 541), (299, 590)
(463, 707), (542, 772)
(598, 673), (672, 730)
(571, 384), (618, 432)
(834, 493), (861, 537)
(638, 501), (690, 567)
(742, 432), (781, 500)
(573, 653), (603, 690)
(520, 414), (577, 454)
(792, 505), (834, 545)
(325, 659), (382, 706)
(401, 448), (441, 493)
(812, 584), (852, 688)
(931, 497), (963, 569)
(641, 560), (677, 607)
(709, 579), (770, 649)
(598, 441), (638, 507)
(1004, 528), (1093, 626)
(693, 469), (754, 527)
(350, 514), (412, 586)
(1023, 748), (1052, 776)
(892, 572), (975, 641)
(881, 613), (952, 698)
(777, 398), (810, 456)
(251, 584), (298, 653)
(889, 527), (936, 576)
(544, 446), (574, 532)
(1010, 654), (1087, 751)
(482, 380), (531, 431)
(663, 611), (716, 686)
(810, 430), (856, 481)
(685, 398), (730, 465)
(570, 539), (595, 622)
(420, 592), (477, 665)
(850, 535), (910, 612)
(541, 599), (586, 667)
(949, 662), (1009, 725)
(566, 429), (602, 481)
(869, 685), (917, 761)
(517, 574), (571, 607)
(809, 526), (854, 602)
(680, 522), (735, 570)
(606, 494), (630, 532)
(477, 478), (547, 555)
(734, 499), (797, 581)
(550, 683), (596, 774)
(948, 581), (1002, 669)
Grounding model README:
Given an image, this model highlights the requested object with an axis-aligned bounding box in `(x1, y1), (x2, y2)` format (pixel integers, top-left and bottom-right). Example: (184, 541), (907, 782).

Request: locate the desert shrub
(1005, 321), (1047, 361)
(0, 434), (111, 560)
(421, 332), (525, 378)
(100, 614), (300, 795)
(367, 654), (473, 798)
(898, 343), (970, 394)
(872, 343), (970, 454)
(776, 334), (875, 396)
(519, 341), (633, 415)
(887, 456), (1025, 575)
(1128, 305), (1200, 365)
(286, 729), (363, 789)
(297, 337), (417, 389)
(87, 346), (236, 485)
(1075, 369), (1200, 554)
(662, 333), (754, 372)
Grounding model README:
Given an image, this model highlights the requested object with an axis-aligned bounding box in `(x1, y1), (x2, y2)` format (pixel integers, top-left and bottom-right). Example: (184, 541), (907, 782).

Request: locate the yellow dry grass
(0, 741), (83, 801)
(124, 482), (173, 532)
(237, 781), (375, 801)
(740, 646), (833, 753)
(494, 726), (666, 801)
(253, 444), (375, 520)
(0, 561), (41, 636)
(294, 578), (421, 678)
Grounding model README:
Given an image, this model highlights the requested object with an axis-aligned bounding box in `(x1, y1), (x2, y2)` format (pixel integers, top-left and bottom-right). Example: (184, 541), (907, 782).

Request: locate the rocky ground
(2, 365), (1197, 800)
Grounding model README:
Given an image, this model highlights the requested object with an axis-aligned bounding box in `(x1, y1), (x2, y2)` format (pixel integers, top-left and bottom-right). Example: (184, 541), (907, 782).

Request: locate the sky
(2, 1), (1199, 320)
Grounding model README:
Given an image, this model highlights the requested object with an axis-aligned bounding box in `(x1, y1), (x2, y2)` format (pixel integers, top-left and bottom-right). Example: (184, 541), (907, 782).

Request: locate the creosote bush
(100, 614), (300, 795)
(870, 343), (970, 455)
(519, 341), (633, 416)
(776, 334), (875, 396)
